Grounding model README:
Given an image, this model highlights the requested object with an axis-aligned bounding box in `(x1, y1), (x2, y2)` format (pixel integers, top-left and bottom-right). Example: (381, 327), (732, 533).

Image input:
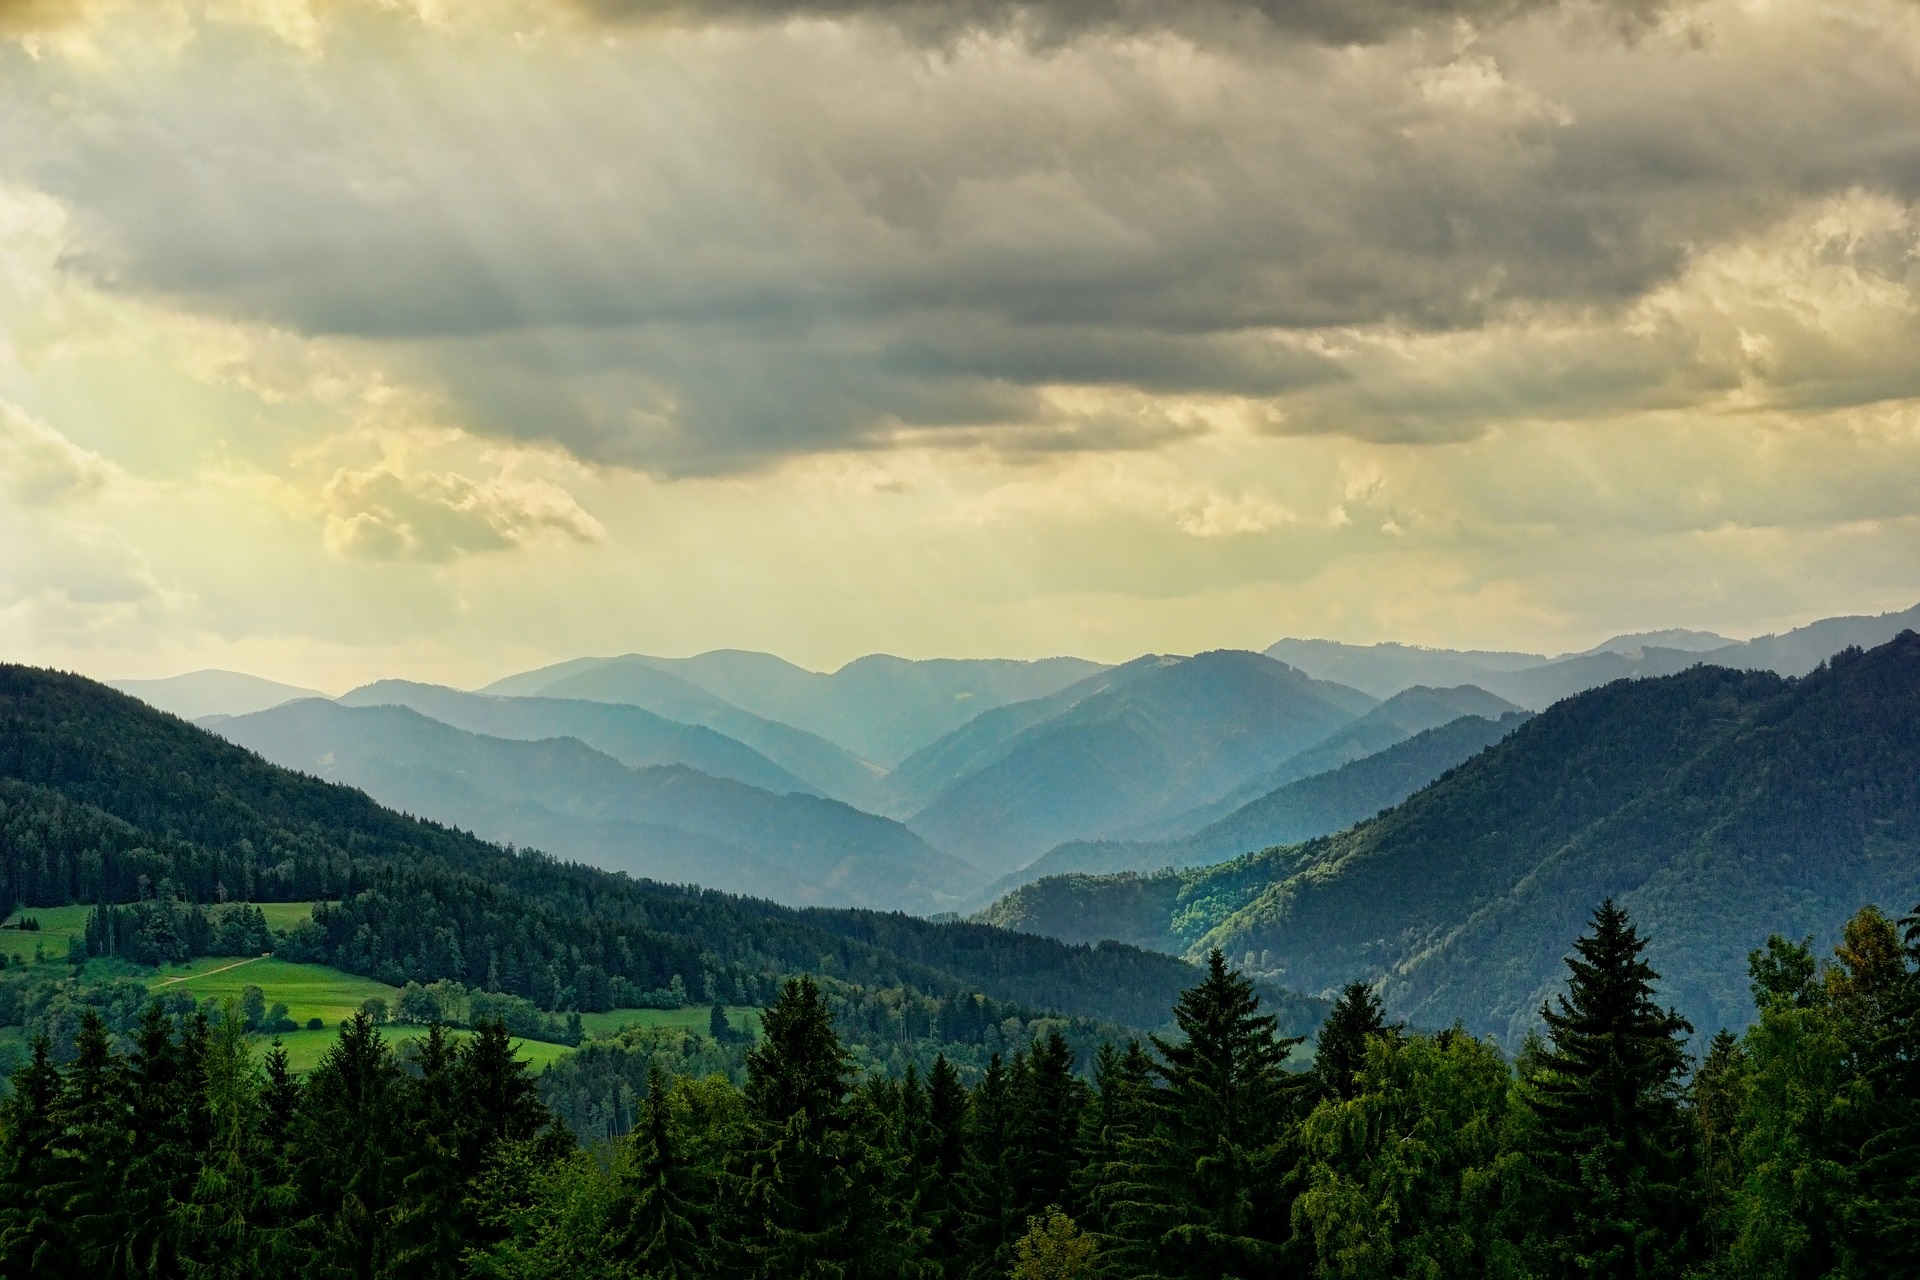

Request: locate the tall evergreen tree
(290, 1012), (404, 1280)
(1137, 949), (1302, 1279)
(48, 1010), (131, 1275)
(735, 975), (864, 1280)
(1008, 1031), (1089, 1227)
(922, 1055), (971, 1276)
(958, 1053), (1019, 1280)
(0, 1037), (72, 1278)
(1313, 981), (1393, 1102)
(615, 1063), (709, 1279)
(1521, 900), (1698, 1280)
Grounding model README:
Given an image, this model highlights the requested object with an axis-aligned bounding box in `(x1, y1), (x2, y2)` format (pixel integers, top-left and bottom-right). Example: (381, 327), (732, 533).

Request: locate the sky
(1, 0), (1917, 690)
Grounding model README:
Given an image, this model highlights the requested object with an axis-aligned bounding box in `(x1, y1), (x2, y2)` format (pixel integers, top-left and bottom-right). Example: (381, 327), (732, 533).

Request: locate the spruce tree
(922, 1055), (971, 1276)
(0, 1037), (71, 1277)
(48, 1010), (130, 1272)
(290, 1011), (404, 1279)
(958, 1054), (1018, 1280)
(735, 975), (862, 1280)
(389, 1025), (468, 1280)
(1523, 900), (1697, 1280)
(1008, 1032), (1089, 1227)
(1313, 981), (1393, 1102)
(1141, 949), (1302, 1278)
(615, 1063), (709, 1279)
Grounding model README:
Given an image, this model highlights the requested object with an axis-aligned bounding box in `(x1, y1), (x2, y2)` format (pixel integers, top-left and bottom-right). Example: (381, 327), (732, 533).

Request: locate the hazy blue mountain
(1272, 601), (1920, 708)
(906, 651), (1376, 873)
(1263, 639), (1548, 700)
(1121, 683), (1523, 841)
(492, 650), (1108, 767)
(110, 669), (326, 720)
(994, 711), (1530, 895)
(484, 658), (886, 806)
(1576, 628), (1735, 655)
(211, 700), (987, 914)
(336, 679), (816, 796)
(868, 656), (1173, 818)
(979, 632), (1920, 1046)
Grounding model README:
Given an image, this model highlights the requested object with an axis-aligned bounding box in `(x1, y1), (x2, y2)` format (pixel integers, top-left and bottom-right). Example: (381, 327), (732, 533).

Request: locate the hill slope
(211, 700), (984, 914)
(983, 633), (1920, 1045)
(0, 663), (1309, 1037)
(907, 651), (1376, 873)
(336, 680), (815, 797)
(998, 711), (1529, 893)
(1127, 683), (1522, 841)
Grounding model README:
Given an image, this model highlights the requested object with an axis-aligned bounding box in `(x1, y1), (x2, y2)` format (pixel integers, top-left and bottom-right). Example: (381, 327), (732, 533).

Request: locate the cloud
(4, 0), (1920, 479)
(0, 399), (111, 504)
(319, 464), (605, 561)
(568, 0), (1667, 47)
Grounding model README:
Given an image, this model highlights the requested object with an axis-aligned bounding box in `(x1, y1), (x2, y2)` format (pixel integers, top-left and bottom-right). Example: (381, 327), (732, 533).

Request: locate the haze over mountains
(94, 597), (1920, 1043)
(982, 630), (1920, 1044)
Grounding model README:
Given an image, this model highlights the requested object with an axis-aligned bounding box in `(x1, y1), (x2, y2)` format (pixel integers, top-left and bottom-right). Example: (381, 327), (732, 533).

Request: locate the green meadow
(2, 905), (755, 1072)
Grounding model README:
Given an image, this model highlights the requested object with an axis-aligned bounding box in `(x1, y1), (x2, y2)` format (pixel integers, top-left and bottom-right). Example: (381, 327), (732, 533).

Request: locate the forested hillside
(997, 711), (1528, 892)
(0, 665), (1278, 1048)
(984, 634), (1920, 1044)
(7, 900), (1919, 1280)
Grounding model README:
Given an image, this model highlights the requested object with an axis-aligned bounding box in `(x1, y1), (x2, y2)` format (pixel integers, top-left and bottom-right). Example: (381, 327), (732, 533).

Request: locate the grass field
(0, 904), (748, 1074)
(0, 904), (92, 964)
(0, 902), (321, 968)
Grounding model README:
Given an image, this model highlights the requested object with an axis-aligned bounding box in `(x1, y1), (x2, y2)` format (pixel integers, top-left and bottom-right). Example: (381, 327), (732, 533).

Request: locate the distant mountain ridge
(210, 699), (988, 914)
(991, 710), (1529, 897)
(337, 680), (818, 797)
(484, 650), (1105, 767)
(1269, 601), (1920, 707)
(110, 670), (327, 720)
(905, 650), (1377, 873)
(980, 632), (1920, 1046)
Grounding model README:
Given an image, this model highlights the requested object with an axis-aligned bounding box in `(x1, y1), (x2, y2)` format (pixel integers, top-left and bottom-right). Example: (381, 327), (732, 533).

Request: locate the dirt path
(152, 954), (267, 988)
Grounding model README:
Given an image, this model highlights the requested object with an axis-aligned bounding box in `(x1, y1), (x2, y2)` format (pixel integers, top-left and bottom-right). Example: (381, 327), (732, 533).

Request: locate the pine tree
(1313, 981), (1392, 1102)
(176, 1002), (283, 1278)
(1074, 1040), (1155, 1276)
(389, 1025), (468, 1280)
(735, 975), (863, 1280)
(958, 1053), (1019, 1280)
(1139, 949), (1302, 1278)
(48, 1010), (130, 1273)
(1008, 1032), (1089, 1227)
(1522, 900), (1698, 1279)
(0, 1037), (72, 1277)
(289, 1011), (404, 1280)
(922, 1054), (971, 1276)
(615, 1063), (709, 1279)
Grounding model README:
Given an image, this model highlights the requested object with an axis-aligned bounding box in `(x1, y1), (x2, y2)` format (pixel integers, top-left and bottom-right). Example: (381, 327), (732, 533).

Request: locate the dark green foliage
(0, 904), (1918, 1278)
(1313, 980), (1393, 1102)
(1516, 900), (1697, 1279)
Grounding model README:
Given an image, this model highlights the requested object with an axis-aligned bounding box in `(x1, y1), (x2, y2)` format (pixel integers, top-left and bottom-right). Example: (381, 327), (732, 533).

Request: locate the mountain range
(980, 630), (1920, 1045)
(212, 698), (988, 914)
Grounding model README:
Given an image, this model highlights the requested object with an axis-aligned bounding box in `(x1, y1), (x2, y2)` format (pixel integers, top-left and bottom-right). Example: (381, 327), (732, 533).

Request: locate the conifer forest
(5, 898), (1919, 1279)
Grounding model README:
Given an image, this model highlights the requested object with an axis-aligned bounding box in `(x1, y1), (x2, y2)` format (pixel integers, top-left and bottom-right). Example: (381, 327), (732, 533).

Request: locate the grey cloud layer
(572, 0), (1665, 46)
(6, 1), (1920, 471)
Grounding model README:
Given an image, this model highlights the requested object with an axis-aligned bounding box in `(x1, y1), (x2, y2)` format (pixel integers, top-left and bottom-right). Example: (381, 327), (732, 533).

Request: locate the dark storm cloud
(8, 0), (1920, 473)
(570, 0), (1667, 46)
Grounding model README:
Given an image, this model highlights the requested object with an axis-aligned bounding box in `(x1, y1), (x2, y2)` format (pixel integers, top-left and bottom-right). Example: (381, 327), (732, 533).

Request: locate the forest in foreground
(4, 898), (1918, 1279)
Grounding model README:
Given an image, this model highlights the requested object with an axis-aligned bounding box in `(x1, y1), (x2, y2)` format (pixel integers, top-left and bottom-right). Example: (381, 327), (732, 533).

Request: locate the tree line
(6, 897), (1920, 1278)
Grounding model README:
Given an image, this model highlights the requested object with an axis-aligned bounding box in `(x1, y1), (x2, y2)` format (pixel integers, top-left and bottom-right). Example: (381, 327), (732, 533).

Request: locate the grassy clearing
(144, 956), (397, 1026)
(0, 902), (322, 968)
(263, 1024), (578, 1074)
(0, 904), (91, 964)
